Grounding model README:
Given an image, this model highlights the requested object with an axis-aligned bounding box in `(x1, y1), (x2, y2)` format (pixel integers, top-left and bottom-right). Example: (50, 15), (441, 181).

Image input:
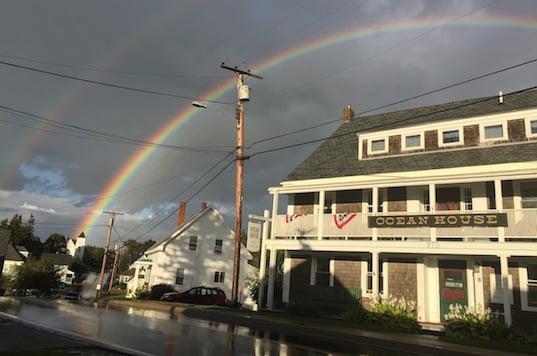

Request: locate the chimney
(177, 202), (187, 227)
(343, 105), (354, 124)
(201, 202), (208, 210)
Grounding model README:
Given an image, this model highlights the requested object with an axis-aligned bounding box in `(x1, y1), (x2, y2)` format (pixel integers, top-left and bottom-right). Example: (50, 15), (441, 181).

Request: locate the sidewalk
(109, 299), (533, 356)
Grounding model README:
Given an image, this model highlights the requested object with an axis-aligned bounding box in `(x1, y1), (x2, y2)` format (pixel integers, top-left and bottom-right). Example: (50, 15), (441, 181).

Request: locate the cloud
(20, 202), (57, 214)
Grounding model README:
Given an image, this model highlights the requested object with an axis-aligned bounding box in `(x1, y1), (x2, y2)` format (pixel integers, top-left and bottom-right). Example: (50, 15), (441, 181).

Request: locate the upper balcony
(270, 179), (537, 242)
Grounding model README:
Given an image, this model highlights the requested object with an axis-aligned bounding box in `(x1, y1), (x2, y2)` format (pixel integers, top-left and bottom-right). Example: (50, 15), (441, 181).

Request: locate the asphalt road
(0, 297), (407, 356)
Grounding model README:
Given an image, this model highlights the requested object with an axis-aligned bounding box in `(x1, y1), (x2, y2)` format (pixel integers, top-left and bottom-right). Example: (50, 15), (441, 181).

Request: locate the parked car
(160, 286), (228, 305)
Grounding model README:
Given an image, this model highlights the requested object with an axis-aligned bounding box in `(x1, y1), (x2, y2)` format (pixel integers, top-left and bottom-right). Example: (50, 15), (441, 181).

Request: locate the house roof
(5, 244), (25, 262)
(120, 267), (135, 276)
(15, 245), (28, 252)
(287, 90), (537, 181)
(144, 205), (252, 259)
(41, 252), (73, 266)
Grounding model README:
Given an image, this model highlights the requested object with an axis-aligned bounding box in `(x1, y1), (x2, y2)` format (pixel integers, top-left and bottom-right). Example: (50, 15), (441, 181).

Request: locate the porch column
(271, 192), (279, 239)
(499, 255), (512, 326)
(318, 190), (325, 240)
(429, 183), (437, 242)
(495, 179), (505, 242)
(257, 210), (270, 309)
(372, 187), (379, 241)
(282, 251), (291, 303)
(266, 248), (277, 310)
(372, 251), (380, 295)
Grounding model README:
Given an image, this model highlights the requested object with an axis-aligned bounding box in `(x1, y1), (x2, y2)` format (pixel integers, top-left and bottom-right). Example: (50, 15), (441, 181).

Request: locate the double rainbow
(72, 14), (537, 240)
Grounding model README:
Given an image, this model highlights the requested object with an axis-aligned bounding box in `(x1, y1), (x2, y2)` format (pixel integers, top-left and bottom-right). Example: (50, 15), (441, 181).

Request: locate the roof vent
(498, 90), (503, 105)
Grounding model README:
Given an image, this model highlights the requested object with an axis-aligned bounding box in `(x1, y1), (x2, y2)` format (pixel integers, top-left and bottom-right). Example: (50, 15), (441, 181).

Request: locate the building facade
(127, 204), (252, 300)
(262, 92), (537, 327)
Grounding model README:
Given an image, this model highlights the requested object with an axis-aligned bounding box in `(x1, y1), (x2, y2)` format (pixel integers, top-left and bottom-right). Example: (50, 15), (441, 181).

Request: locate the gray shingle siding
(287, 90), (537, 181)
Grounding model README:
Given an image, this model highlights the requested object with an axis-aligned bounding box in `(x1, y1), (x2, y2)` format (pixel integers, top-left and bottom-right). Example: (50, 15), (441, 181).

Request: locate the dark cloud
(1, 0), (536, 244)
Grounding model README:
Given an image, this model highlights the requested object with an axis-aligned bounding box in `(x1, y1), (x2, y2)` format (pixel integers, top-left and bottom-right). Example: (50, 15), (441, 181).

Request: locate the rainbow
(74, 14), (537, 240)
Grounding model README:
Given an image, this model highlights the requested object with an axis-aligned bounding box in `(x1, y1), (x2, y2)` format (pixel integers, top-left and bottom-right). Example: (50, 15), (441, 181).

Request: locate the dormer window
(402, 133), (423, 151)
(369, 138), (387, 154)
(440, 128), (462, 146)
(481, 122), (507, 142)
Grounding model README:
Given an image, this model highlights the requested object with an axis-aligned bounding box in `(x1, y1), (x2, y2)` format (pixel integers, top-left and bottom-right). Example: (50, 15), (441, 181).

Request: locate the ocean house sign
(368, 213), (508, 228)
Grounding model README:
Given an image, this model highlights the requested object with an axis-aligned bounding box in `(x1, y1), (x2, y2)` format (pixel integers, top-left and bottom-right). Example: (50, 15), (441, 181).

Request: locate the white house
(127, 203), (252, 300)
(1, 245), (26, 276)
(41, 253), (76, 285)
(261, 92), (537, 328)
(67, 232), (86, 260)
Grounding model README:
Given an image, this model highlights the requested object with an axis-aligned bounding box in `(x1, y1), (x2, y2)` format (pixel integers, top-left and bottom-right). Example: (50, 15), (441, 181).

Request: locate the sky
(1, 0), (537, 246)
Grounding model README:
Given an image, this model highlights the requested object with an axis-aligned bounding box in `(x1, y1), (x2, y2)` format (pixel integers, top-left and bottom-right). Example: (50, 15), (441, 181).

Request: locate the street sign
(247, 221), (262, 252)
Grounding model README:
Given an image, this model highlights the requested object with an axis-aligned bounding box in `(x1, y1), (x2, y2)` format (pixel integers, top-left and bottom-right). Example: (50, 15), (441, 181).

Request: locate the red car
(160, 286), (228, 305)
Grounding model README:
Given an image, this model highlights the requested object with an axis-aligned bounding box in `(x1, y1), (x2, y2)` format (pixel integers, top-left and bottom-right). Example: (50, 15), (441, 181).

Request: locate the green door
(439, 260), (468, 321)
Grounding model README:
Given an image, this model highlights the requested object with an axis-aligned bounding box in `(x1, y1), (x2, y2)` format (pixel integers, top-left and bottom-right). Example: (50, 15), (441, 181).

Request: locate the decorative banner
(247, 222), (262, 252)
(333, 213), (357, 229)
(285, 214), (303, 223)
(368, 213), (508, 228)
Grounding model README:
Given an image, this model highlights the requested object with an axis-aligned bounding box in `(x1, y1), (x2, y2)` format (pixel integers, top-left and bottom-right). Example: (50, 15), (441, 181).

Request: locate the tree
(82, 245), (105, 272)
(118, 239), (155, 273)
(43, 233), (67, 254)
(13, 258), (60, 295)
(0, 214), (42, 257)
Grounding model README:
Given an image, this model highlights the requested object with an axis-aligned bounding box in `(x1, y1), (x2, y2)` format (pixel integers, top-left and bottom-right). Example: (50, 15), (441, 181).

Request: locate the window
(463, 188), (473, 211)
(483, 124), (505, 140)
(521, 182), (537, 209)
(525, 119), (537, 138)
(315, 257), (331, 286)
(188, 236), (198, 251)
(378, 189), (384, 213)
(214, 271), (225, 283)
(367, 190), (373, 213)
(440, 129), (462, 146)
(214, 239), (223, 255)
(188, 288), (196, 295)
(175, 268), (185, 285)
(403, 134), (423, 150)
(369, 138), (387, 154)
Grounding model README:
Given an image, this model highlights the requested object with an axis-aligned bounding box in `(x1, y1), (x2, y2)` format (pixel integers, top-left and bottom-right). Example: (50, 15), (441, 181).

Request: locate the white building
(261, 93), (537, 328)
(1, 245), (26, 276)
(67, 232), (86, 260)
(127, 204), (252, 300)
(41, 253), (76, 285)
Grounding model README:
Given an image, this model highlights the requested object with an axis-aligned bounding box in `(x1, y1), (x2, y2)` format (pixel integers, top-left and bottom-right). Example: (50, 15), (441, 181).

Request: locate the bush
(444, 304), (527, 344)
(341, 299), (368, 323)
(366, 295), (421, 333)
(134, 285), (150, 300)
(150, 284), (175, 300)
(13, 258), (60, 296)
(245, 277), (260, 300)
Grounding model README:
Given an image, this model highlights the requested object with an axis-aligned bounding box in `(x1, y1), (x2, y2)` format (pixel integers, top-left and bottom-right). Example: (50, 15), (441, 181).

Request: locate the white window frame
(525, 118), (537, 138)
(188, 236), (198, 251)
(175, 268), (185, 285)
(214, 239), (223, 255)
(310, 256), (333, 287)
(402, 132), (424, 151)
(480, 122), (508, 142)
(438, 127), (464, 147)
(368, 137), (388, 155)
(214, 271), (225, 283)
(520, 265), (537, 312)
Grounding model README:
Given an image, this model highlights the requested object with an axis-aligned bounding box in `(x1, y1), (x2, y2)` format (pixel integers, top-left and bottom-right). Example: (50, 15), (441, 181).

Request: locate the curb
(0, 311), (151, 356)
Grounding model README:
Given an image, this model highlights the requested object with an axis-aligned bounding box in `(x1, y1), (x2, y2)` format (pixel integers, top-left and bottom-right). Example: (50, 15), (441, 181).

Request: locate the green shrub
(150, 284), (175, 300)
(444, 304), (527, 344)
(245, 277), (260, 300)
(366, 295), (421, 333)
(134, 285), (150, 300)
(341, 299), (368, 323)
(13, 258), (60, 296)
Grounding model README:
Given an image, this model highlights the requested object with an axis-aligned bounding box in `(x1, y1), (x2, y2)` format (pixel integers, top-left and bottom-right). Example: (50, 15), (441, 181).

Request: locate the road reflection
(0, 297), (397, 355)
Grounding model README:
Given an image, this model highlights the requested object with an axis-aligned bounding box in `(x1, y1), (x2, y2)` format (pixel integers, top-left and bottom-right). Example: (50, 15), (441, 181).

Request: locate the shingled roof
(287, 90), (537, 181)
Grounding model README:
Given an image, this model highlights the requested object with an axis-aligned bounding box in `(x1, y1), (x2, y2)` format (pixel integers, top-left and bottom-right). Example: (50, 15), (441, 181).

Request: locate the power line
(133, 157), (236, 242)
(122, 152), (235, 239)
(246, 56), (537, 150)
(0, 59), (233, 105)
(0, 52), (231, 80)
(247, 85), (537, 158)
(0, 103), (229, 153)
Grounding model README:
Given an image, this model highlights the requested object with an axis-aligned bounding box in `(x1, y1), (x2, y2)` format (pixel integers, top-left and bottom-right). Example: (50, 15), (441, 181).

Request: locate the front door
(439, 260), (467, 321)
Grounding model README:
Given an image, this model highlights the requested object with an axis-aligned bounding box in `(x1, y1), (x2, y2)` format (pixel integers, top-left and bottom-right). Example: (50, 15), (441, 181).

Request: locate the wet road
(0, 298), (410, 356)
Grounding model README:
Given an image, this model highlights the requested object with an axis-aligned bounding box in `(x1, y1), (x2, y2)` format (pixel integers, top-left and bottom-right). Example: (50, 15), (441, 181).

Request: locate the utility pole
(220, 63), (262, 305)
(97, 211), (123, 298)
(108, 243), (121, 293)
